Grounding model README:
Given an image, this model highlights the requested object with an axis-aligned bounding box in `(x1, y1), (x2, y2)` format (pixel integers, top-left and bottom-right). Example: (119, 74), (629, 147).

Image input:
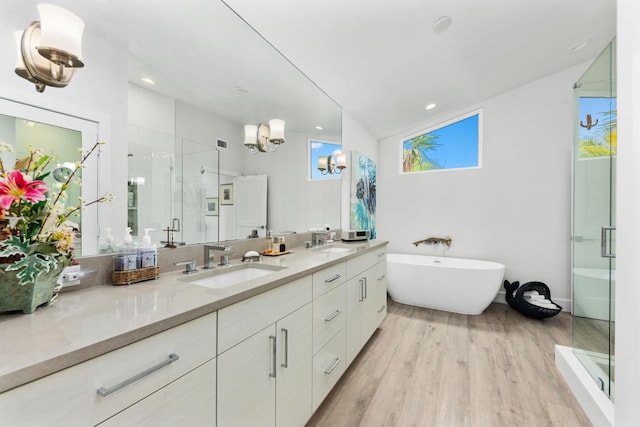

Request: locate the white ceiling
(223, 0), (617, 139)
(7, 0), (616, 141)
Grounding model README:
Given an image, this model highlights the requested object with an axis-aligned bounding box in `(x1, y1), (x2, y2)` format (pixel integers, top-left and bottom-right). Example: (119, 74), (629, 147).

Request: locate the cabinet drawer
(345, 246), (387, 279)
(312, 328), (346, 412)
(313, 283), (346, 354)
(218, 275), (312, 354)
(98, 358), (216, 426)
(0, 313), (217, 427)
(370, 261), (387, 297)
(312, 261), (346, 298)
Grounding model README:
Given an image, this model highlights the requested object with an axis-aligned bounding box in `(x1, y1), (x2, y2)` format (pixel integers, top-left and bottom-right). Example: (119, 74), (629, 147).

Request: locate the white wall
(379, 63), (588, 308)
(614, 0), (640, 424)
(0, 9), (128, 242)
(341, 110), (379, 229)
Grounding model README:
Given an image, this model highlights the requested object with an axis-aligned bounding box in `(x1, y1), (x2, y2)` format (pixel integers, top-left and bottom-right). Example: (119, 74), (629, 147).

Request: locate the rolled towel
(529, 299), (558, 309)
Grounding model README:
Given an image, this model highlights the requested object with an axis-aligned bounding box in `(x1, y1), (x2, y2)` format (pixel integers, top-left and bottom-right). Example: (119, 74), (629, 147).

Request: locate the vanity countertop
(0, 240), (387, 394)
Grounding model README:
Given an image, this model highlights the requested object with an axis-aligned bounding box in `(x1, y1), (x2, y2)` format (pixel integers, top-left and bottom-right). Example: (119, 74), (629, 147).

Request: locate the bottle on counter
(99, 227), (116, 254)
(138, 228), (157, 269)
(114, 227), (138, 271)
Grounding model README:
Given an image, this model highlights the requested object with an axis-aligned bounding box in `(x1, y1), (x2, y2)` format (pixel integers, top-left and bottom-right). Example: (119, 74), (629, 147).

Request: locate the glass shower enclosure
(572, 39), (616, 400)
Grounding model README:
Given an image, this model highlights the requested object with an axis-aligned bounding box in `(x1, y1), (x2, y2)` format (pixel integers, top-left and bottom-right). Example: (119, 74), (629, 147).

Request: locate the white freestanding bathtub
(386, 254), (505, 315)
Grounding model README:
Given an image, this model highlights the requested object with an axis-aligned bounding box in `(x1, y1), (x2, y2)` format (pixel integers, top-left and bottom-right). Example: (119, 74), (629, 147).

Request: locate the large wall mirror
(1, 0), (342, 256)
(0, 99), (101, 256)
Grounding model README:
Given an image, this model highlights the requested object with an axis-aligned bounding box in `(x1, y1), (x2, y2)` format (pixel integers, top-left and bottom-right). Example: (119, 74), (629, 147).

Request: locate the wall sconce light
(15, 4), (85, 93)
(318, 152), (347, 175)
(244, 119), (286, 153)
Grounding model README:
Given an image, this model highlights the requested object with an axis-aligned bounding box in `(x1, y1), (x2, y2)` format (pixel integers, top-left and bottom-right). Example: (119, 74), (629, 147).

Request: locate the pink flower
(0, 170), (48, 210)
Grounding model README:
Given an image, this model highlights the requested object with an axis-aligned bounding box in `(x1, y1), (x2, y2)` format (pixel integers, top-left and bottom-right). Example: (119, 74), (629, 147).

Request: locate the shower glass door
(572, 39), (616, 400)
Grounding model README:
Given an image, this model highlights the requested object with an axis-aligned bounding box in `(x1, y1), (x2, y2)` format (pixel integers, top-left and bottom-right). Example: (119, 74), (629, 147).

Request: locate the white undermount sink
(180, 264), (285, 290)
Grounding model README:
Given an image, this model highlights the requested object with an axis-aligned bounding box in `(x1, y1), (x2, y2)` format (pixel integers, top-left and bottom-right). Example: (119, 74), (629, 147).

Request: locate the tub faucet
(412, 237), (452, 248)
(204, 244), (231, 269)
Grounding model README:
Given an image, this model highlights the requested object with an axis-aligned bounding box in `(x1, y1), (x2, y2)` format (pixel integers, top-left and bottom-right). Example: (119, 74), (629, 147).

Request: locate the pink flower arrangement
(0, 141), (111, 286)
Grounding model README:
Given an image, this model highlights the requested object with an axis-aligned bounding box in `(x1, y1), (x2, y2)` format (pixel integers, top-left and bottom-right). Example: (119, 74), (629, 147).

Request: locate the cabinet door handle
(324, 309), (341, 322)
(97, 353), (179, 397)
(269, 335), (277, 378)
(363, 277), (368, 300)
(324, 357), (342, 374)
(281, 328), (289, 368)
(324, 273), (342, 283)
(377, 275), (386, 281)
(359, 278), (364, 302)
(377, 305), (386, 313)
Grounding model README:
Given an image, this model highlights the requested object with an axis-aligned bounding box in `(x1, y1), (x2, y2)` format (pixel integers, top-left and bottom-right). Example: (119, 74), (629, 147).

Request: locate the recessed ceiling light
(570, 39), (591, 53)
(315, 126), (324, 130)
(425, 103), (436, 110)
(432, 16), (452, 34)
(141, 77), (155, 85)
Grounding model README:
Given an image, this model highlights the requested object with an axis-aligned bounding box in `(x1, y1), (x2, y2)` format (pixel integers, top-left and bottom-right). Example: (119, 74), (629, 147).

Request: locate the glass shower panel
(175, 138), (219, 245)
(128, 124), (176, 247)
(572, 40), (616, 400)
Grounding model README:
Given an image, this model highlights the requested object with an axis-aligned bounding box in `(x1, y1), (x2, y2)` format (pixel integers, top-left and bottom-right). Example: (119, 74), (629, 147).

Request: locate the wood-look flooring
(306, 298), (592, 427)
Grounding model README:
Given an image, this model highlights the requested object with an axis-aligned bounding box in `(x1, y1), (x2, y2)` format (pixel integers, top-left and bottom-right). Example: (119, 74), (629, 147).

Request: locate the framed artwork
(350, 151), (376, 239)
(205, 197), (219, 216)
(220, 183), (234, 205)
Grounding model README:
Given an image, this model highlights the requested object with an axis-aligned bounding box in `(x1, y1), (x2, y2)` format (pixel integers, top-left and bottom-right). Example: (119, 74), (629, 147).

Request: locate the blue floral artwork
(350, 152), (376, 239)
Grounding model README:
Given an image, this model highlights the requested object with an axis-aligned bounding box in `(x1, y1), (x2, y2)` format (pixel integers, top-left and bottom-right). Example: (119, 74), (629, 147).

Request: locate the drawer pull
(324, 357), (342, 374)
(269, 335), (277, 378)
(324, 273), (342, 283)
(377, 305), (386, 313)
(97, 353), (179, 397)
(324, 310), (341, 322)
(377, 252), (386, 258)
(281, 328), (289, 368)
(378, 275), (386, 281)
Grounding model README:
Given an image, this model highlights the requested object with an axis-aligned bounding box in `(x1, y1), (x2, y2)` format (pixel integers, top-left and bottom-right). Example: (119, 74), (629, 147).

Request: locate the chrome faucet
(412, 237), (452, 248)
(204, 244), (231, 269)
(174, 260), (197, 274)
(311, 231), (331, 247)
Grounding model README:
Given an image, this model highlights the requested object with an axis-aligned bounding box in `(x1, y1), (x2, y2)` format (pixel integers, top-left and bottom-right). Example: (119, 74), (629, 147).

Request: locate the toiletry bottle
(138, 228), (157, 269)
(100, 227), (116, 254)
(118, 227), (138, 271)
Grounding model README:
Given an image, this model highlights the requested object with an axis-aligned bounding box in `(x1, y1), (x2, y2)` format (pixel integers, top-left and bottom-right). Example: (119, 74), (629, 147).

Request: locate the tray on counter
(260, 250), (293, 257)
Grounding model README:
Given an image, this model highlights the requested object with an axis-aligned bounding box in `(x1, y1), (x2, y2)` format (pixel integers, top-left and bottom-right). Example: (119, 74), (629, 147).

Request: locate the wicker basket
(112, 266), (160, 285)
(504, 280), (562, 319)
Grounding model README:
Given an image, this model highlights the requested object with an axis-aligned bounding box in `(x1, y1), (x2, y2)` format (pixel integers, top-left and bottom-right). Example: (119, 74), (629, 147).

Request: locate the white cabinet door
(276, 303), (313, 427)
(217, 325), (276, 427)
(345, 258), (388, 366)
(345, 275), (364, 366)
(99, 358), (216, 426)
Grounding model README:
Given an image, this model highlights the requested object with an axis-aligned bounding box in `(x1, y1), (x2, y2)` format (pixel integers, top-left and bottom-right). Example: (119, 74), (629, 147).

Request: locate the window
(402, 111), (481, 173)
(309, 139), (343, 180)
(578, 97), (616, 159)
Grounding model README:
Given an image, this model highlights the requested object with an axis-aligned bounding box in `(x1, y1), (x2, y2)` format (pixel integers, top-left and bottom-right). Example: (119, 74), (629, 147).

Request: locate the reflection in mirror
(0, 103), (100, 256)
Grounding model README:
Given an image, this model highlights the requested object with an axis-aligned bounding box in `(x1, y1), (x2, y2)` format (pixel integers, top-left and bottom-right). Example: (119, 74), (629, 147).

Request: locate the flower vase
(0, 262), (65, 314)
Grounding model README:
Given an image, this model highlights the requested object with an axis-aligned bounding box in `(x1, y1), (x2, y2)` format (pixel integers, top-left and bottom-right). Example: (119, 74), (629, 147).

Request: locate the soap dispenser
(116, 227), (138, 271)
(99, 227), (116, 254)
(138, 228), (157, 269)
